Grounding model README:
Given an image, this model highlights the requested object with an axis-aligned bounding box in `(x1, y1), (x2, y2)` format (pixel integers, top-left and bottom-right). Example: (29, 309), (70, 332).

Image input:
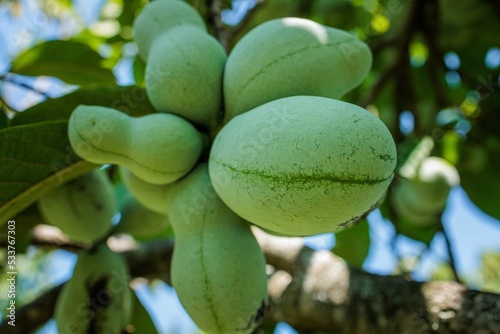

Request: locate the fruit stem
(439, 219), (462, 283)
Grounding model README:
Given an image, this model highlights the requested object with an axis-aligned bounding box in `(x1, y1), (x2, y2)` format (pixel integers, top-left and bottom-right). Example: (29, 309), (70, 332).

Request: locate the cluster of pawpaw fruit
(35, 0), (408, 333)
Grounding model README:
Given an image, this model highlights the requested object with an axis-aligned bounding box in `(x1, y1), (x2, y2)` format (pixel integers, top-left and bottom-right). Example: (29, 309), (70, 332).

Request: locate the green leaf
(460, 135), (500, 220)
(130, 290), (160, 334)
(333, 219), (370, 268)
(118, 0), (147, 28)
(461, 163), (500, 220)
(0, 107), (8, 129)
(133, 57), (146, 86)
(11, 40), (115, 85)
(11, 84), (156, 126)
(0, 121), (97, 224)
(439, 0), (500, 51)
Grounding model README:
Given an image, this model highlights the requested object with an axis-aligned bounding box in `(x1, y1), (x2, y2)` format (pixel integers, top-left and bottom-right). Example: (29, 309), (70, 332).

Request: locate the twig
(359, 0), (424, 109)
(390, 227), (417, 279)
(419, 2), (450, 112)
(360, 61), (397, 108)
(0, 73), (51, 99)
(395, 0), (427, 129)
(421, 9), (479, 93)
(439, 220), (462, 283)
(427, 51), (449, 108)
(29, 225), (86, 252)
(207, 0), (229, 51)
(394, 56), (416, 138)
(368, 36), (398, 56)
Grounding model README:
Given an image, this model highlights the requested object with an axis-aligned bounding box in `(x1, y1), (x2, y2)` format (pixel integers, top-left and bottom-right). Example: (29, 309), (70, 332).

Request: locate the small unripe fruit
(119, 166), (174, 215)
(55, 243), (132, 334)
(68, 105), (203, 185)
(391, 156), (460, 227)
(209, 96), (396, 236)
(224, 17), (372, 121)
(146, 25), (226, 129)
(133, 0), (206, 61)
(115, 193), (170, 239)
(409, 156), (460, 211)
(391, 181), (437, 227)
(168, 164), (268, 334)
(38, 170), (116, 243)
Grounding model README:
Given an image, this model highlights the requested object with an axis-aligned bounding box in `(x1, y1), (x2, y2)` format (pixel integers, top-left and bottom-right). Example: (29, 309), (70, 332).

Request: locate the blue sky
(1, 1), (499, 333)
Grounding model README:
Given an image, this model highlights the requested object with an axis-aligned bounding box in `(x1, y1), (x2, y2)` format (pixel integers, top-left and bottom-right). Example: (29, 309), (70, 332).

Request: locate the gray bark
(1, 227), (499, 334)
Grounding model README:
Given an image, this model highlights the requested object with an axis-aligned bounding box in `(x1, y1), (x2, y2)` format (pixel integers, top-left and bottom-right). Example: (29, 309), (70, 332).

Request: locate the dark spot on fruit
(86, 276), (112, 333)
(94, 202), (103, 211)
(338, 215), (361, 229)
(237, 299), (269, 332)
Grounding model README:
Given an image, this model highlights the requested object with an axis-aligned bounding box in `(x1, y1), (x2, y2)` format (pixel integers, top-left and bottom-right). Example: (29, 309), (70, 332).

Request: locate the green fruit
(391, 181), (437, 227)
(55, 243), (132, 334)
(394, 213), (439, 245)
(209, 96), (396, 236)
(409, 157), (460, 210)
(115, 193), (170, 239)
(68, 105), (203, 185)
(38, 170), (116, 243)
(133, 0), (206, 61)
(168, 164), (268, 334)
(146, 25), (226, 129)
(119, 166), (174, 215)
(224, 17), (372, 121)
(333, 219), (370, 268)
(391, 156), (460, 228)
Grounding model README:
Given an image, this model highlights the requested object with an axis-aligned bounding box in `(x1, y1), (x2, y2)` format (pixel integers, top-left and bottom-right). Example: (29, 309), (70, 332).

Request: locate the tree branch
(0, 284), (63, 334)
(206, 0), (229, 51)
(418, 0), (450, 113)
(257, 230), (500, 334)
(0, 73), (51, 99)
(29, 225), (86, 252)
(368, 37), (398, 56)
(2, 230), (499, 334)
(360, 0), (424, 110)
(0, 238), (174, 334)
(360, 61), (398, 108)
